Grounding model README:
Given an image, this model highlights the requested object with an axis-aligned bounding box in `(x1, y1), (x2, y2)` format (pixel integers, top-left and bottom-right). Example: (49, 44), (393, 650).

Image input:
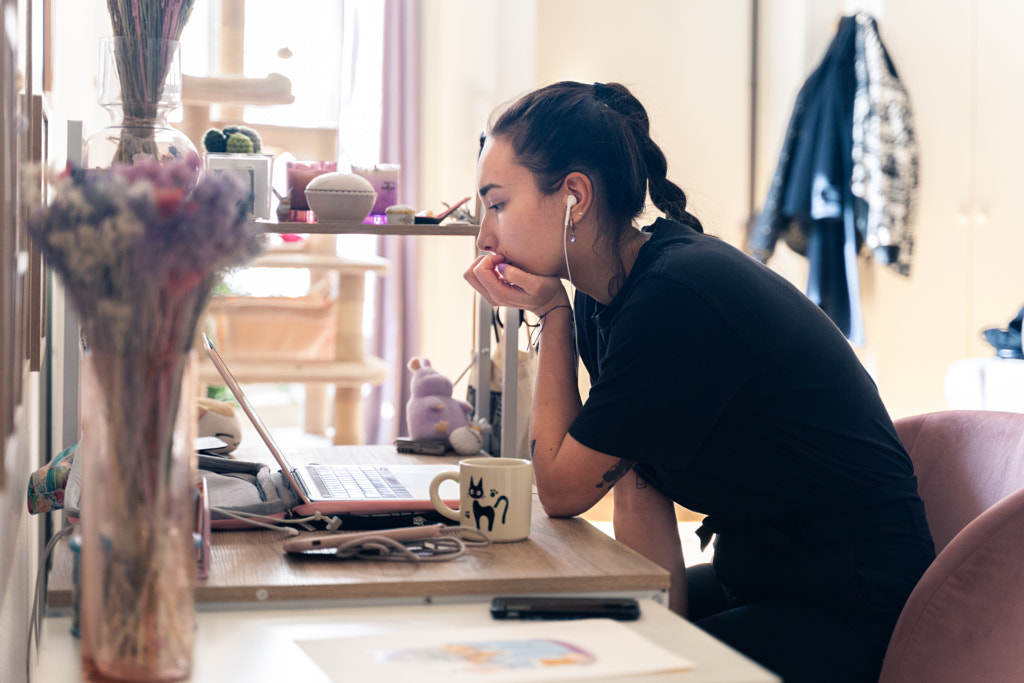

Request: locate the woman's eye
(488, 202), (504, 213)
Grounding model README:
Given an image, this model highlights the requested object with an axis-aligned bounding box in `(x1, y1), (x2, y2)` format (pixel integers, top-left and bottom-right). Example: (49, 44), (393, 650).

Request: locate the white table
(34, 600), (780, 682)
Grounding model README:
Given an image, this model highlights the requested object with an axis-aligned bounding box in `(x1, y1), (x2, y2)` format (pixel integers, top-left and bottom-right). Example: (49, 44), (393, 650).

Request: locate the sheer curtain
(182, 0), (416, 444)
(364, 0), (420, 445)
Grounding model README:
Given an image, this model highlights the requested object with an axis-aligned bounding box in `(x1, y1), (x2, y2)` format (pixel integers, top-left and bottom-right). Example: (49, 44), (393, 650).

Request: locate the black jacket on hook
(748, 14), (918, 345)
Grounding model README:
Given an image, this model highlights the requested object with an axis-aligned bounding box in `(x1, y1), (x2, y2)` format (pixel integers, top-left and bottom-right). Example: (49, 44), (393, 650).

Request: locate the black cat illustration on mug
(464, 476), (509, 532)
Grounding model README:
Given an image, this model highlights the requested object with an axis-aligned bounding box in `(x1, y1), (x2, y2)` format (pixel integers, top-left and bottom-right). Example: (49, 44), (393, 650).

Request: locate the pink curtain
(365, 0), (419, 444)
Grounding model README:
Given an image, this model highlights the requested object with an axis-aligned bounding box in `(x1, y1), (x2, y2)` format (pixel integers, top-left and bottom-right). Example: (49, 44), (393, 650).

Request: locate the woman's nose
(477, 216), (495, 253)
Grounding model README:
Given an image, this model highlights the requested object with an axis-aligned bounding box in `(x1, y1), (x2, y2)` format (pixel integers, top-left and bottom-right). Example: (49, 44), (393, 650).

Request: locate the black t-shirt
(569, 218), (917, 526)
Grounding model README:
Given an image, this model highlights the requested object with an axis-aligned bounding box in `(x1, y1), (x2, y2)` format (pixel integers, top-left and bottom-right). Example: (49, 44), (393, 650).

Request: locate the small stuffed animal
(197, 397), (243, 455)
(405, 357), (480, 455)
(449, 419), (487, 455)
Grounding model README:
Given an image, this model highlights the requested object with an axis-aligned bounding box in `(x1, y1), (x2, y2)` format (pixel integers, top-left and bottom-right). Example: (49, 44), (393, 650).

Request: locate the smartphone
(490, 596), (641, 621)
(394, 437), (448, 455)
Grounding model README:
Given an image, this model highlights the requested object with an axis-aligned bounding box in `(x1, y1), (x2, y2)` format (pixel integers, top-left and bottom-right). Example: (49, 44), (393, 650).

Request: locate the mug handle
(429, 471), (462, 522)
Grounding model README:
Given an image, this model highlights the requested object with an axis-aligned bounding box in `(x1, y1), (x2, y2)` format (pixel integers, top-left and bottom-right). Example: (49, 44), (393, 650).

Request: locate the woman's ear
(563, 172), (594, 218)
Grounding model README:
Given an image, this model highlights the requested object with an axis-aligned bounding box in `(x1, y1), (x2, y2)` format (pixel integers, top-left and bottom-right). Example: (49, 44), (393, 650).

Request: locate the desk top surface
(48, 446), (669, 607)
(36, 600), (779, 683)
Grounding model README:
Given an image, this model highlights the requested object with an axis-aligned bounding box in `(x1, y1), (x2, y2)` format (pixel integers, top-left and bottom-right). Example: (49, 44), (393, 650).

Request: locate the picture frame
(203, 153), (274, 220)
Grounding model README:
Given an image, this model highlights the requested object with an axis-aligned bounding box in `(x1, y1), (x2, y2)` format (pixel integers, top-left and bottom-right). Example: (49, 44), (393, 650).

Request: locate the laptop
(203, 334), (459, 517)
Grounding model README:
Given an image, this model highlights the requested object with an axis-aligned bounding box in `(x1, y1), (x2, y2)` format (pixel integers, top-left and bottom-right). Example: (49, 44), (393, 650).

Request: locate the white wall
(46, 1), (111, 162)
(535, 0), (752, 246)
(1, 378), (41, 682)
(417, 0), (538, 387)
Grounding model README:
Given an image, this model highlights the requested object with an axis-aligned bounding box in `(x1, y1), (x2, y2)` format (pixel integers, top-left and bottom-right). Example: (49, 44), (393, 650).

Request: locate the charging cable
(210, 507), (345, 535)
(284, 525), (491, 563)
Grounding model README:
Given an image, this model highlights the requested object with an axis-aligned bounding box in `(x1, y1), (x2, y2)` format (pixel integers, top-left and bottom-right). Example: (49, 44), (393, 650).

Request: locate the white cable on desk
(210, 507), (344, 535)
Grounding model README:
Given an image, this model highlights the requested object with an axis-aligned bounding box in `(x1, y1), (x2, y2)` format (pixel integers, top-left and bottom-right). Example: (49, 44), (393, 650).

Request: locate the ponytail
(594, 83), (704, 234)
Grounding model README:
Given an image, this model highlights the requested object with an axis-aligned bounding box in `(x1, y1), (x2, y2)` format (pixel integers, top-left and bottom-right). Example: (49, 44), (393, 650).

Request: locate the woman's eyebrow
(479, 183), (502, 198)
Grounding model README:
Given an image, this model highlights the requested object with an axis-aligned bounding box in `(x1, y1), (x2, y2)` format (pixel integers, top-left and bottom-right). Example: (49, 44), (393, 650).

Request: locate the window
(180, 0), (385, 328)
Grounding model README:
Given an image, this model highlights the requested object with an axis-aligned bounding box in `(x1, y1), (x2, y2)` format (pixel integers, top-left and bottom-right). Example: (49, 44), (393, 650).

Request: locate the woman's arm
(613, 470), (688, 617)
(614, 473), (688, 618)
(466, 256), (627, 518)
(527, 304), (618, 516)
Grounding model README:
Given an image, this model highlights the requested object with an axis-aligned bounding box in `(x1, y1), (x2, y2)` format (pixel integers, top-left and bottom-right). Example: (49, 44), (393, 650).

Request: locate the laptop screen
(202, 334), (311, 502)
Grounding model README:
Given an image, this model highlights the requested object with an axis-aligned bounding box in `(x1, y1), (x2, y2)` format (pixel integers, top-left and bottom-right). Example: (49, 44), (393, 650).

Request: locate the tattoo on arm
(595, 459), (636, 490)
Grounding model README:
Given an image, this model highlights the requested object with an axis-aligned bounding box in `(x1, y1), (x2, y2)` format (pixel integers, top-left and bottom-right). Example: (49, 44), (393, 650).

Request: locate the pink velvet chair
(878, 410), (1024, 683)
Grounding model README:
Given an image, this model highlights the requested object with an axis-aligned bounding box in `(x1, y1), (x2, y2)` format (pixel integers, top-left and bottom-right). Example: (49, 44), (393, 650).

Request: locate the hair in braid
(593, 83), (702, 233)
(485, 81), (704, 238)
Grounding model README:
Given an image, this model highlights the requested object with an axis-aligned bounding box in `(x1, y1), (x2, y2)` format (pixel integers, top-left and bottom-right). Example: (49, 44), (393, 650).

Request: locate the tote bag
(467, 313), (538, 459)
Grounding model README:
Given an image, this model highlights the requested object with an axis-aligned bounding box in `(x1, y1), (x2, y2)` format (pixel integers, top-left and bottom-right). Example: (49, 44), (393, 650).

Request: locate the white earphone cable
(562, 196), (581, 369)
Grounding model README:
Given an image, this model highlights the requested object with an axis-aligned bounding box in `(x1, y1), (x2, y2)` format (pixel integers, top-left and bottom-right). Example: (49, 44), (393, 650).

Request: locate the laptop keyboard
(307, 465), (412, 500)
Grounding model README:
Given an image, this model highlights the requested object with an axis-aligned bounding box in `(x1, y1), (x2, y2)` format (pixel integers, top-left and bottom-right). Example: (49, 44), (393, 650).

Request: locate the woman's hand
(463, 253), (569, 316)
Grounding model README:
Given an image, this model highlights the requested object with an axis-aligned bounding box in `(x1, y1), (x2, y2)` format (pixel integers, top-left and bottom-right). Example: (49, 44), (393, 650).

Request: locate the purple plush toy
(405, 356), (483, 455)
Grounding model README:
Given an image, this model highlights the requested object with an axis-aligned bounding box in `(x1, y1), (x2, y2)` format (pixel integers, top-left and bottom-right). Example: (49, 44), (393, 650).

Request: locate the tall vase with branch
(85, 0), (199, 166)
(27, 154), (261, 681)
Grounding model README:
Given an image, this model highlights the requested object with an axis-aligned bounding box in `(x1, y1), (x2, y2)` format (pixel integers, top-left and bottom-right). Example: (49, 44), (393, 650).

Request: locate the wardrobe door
(971, 0), (1024, 353)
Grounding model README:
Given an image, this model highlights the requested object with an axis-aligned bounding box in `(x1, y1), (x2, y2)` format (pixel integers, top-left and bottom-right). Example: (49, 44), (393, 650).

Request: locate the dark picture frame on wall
(1, 0), (48, 486)
(0, 0), (20, 484)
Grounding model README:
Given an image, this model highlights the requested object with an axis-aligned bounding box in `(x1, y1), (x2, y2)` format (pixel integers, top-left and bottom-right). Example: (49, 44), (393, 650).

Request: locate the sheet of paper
(296, 618), (693, 682)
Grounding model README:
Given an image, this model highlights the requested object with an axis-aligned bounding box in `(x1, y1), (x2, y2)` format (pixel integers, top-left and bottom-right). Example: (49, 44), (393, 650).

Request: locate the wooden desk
(35, 600), (780, 682)
(40, 448), (776, 682)
(48, 446), (670, 608)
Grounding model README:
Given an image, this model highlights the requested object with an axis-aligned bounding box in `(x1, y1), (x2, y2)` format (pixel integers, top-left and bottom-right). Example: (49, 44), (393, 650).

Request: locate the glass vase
(84, 37), (197, 167)
(78, 350), (197, 682)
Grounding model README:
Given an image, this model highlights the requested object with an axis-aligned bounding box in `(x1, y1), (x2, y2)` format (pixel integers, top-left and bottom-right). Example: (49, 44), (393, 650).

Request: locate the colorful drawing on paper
(297, 616), (696, 682)
(377, 637), (595, 672)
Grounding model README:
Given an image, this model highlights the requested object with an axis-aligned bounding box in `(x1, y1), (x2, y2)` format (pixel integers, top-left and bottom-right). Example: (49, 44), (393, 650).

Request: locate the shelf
(198, 355), (389, 386)
(256, 219), (480, 237)
(251, 216), (516, 458)
(248, 252), (390, 273)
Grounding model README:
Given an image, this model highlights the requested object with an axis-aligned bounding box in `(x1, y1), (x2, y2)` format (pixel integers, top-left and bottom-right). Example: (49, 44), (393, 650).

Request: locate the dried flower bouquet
(28, 154), (260, 680)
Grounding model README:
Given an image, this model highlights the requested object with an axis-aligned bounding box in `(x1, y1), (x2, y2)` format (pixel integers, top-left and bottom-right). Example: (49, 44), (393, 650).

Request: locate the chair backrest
(880, 410), (1024, 682)
(878, 485), (1024, 683)
(894, 409), (1024, 552)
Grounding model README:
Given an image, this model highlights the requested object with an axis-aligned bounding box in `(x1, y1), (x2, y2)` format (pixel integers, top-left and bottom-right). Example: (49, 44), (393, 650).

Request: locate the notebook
(203, 334), (458, 516)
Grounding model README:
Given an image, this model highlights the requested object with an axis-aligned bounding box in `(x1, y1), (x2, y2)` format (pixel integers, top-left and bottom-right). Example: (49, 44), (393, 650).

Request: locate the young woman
(464, 81), (935, 683)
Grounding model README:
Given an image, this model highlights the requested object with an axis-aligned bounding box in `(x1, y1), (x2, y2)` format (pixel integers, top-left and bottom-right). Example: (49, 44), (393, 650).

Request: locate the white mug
(429, 457), (533, 542)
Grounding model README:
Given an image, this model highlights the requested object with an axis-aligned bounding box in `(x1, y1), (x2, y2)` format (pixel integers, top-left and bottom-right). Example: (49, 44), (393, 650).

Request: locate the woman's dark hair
(484, 81), (704, 238)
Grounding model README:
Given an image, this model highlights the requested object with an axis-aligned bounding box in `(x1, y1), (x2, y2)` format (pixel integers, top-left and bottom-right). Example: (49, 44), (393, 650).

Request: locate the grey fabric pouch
(63, 452), (301, 527)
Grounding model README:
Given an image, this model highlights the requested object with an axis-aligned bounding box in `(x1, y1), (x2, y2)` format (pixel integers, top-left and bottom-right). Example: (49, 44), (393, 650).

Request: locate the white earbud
(563, 195), (577, 230)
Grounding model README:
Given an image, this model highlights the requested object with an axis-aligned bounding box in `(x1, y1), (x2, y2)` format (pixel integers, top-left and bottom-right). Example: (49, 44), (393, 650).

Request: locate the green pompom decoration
(225, 132), (255, 154)
(204, 124), (263, 155)
(222, 125), (262, 154)
(202, 128), (228, 153)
